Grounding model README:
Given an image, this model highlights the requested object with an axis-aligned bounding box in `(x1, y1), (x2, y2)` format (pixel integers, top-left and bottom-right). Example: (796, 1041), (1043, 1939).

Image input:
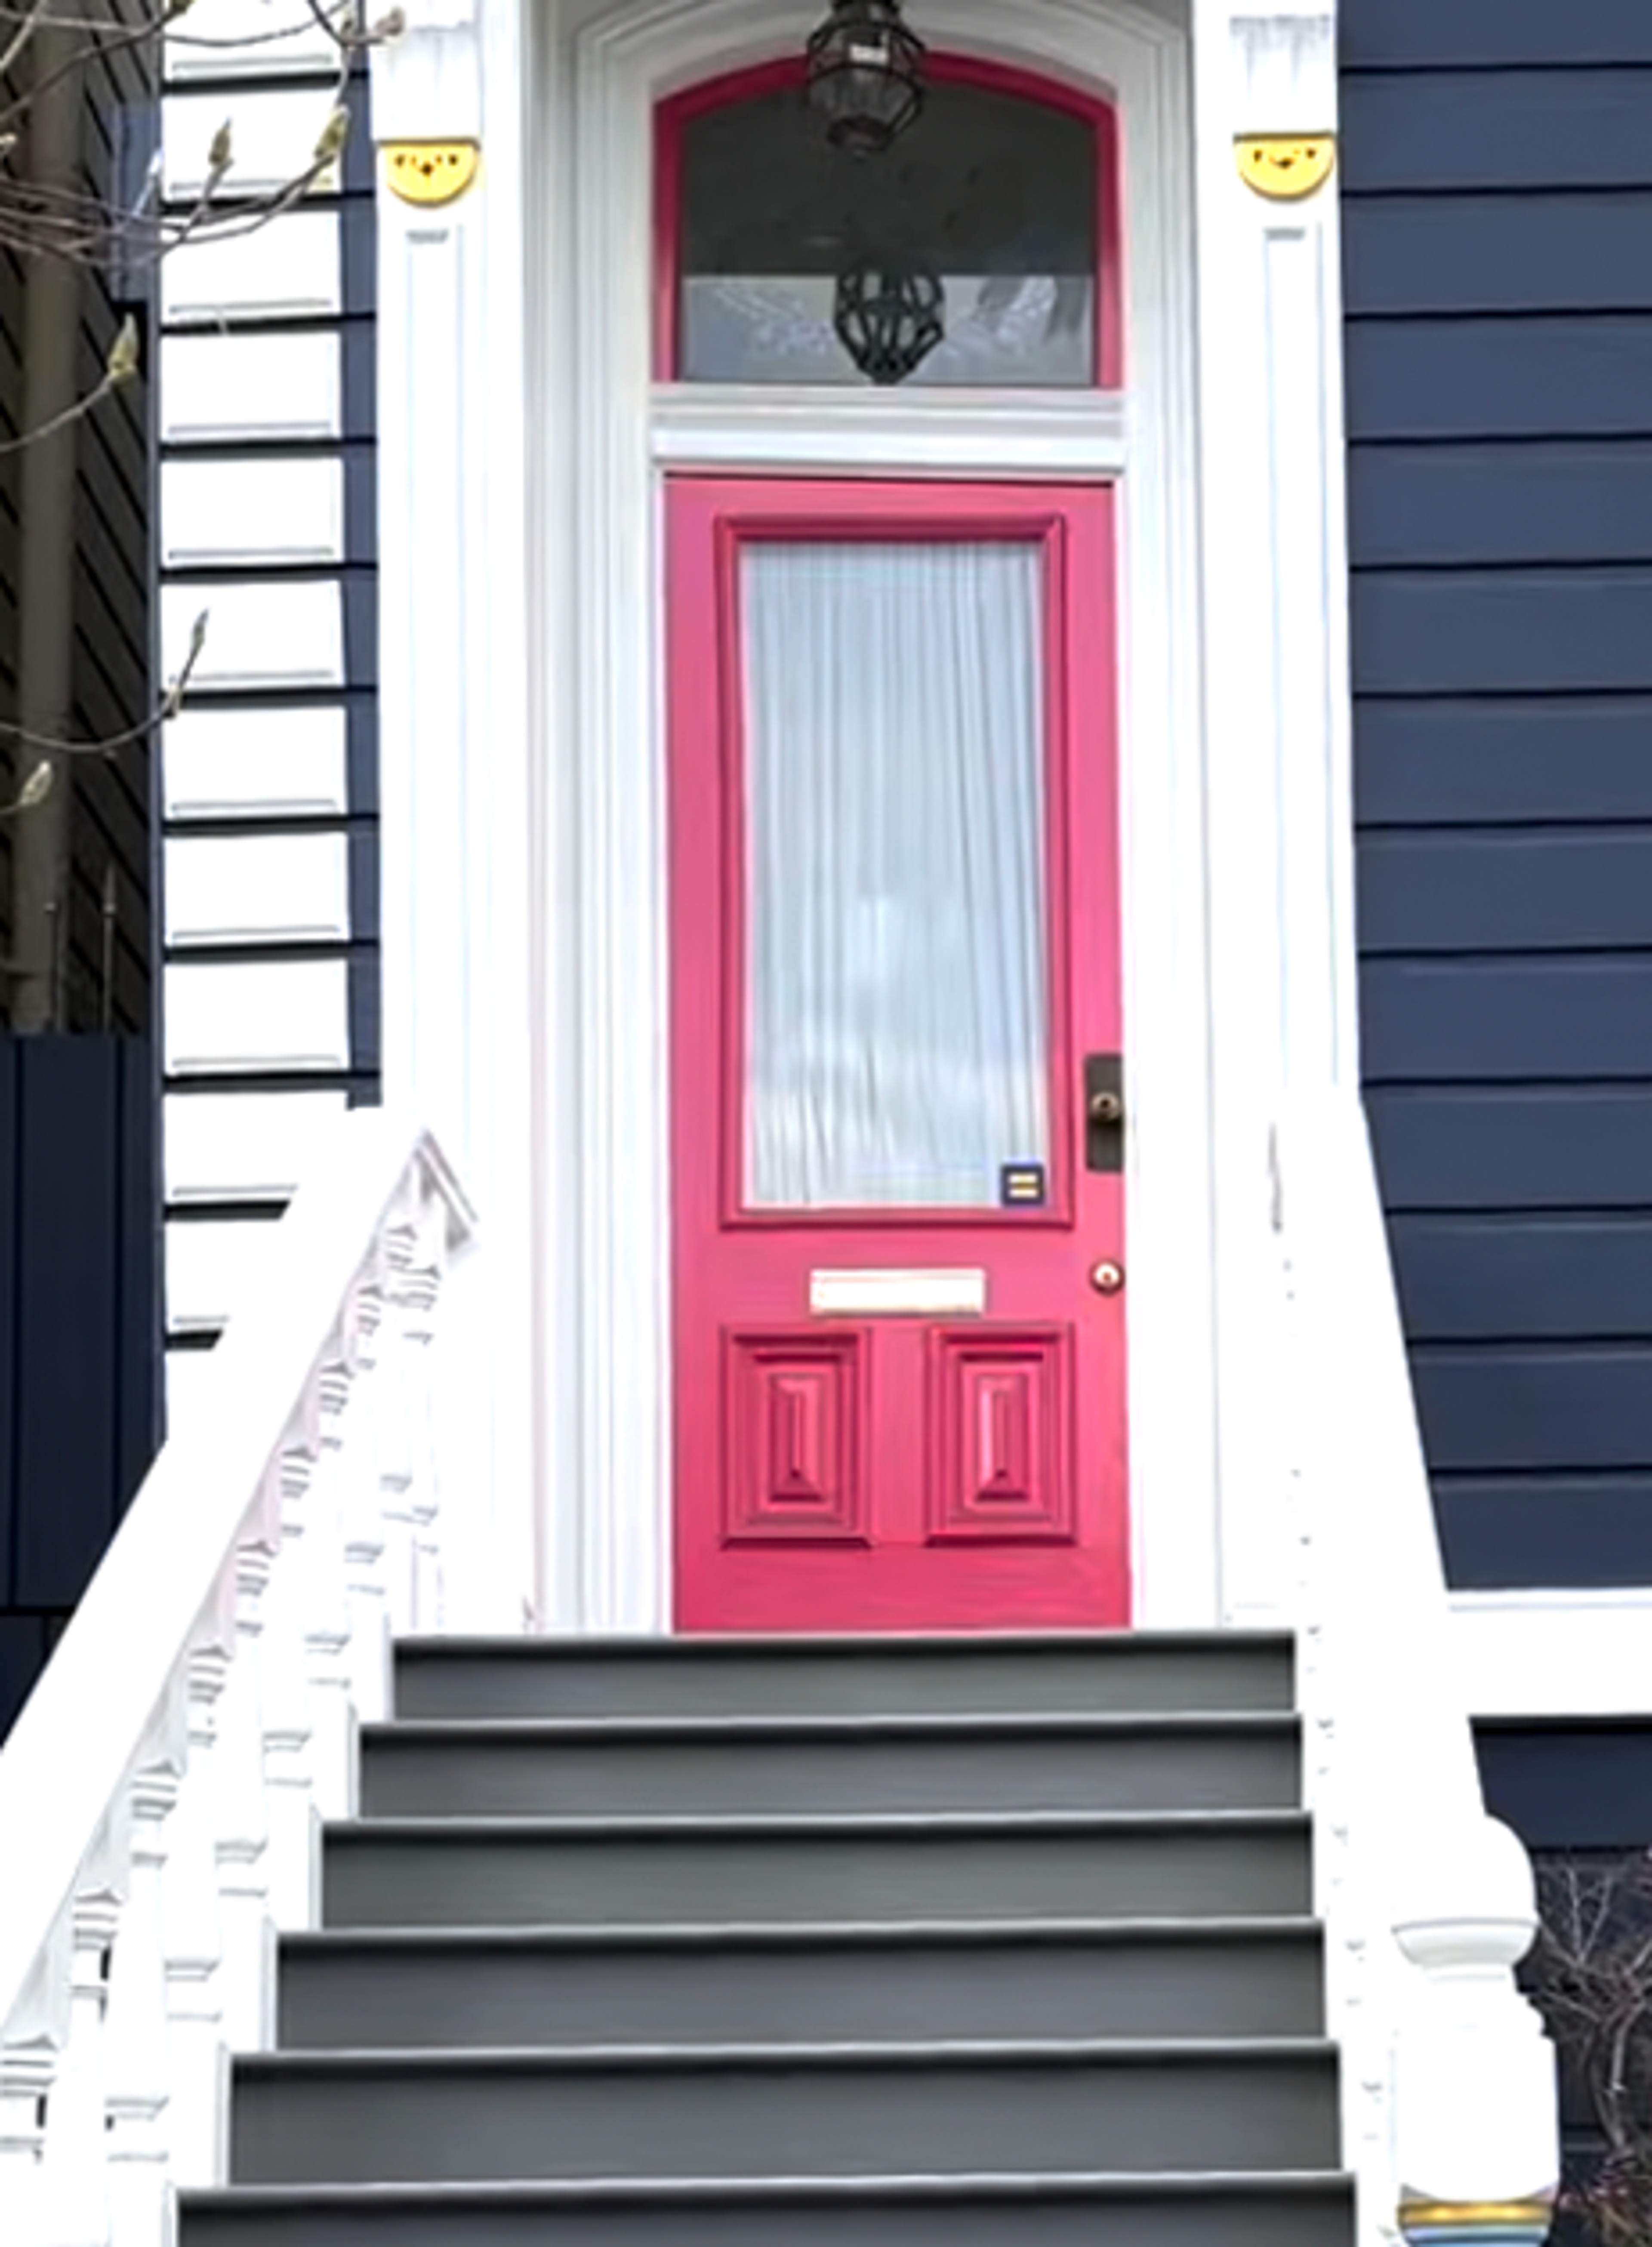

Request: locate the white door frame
(370, 0), (1356, 1634)
(567, 0), (1232, 1636)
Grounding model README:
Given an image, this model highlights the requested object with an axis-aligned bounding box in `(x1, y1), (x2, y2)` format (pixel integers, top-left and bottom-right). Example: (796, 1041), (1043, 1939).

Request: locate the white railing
(0, 1112), (478, 2247)
(1271, 1089), (1560, 2247)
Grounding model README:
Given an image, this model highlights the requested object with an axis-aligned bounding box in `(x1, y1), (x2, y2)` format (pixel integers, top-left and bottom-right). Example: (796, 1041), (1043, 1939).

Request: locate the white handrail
(1271, 1089), (1559, 2247)
(0, 1110), (479, 2246)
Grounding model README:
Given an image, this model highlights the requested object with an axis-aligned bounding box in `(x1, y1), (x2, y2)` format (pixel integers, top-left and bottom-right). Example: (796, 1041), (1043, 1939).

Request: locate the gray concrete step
(358, 1714), (1301, 1819)
(229, 2039), (1342, 2187)
(393, 1634), (1296, 1723)
(277, 1916), (1326, 2049)
(181, 2172), (1356, 2247)
(322, 1810), (1314, 1929)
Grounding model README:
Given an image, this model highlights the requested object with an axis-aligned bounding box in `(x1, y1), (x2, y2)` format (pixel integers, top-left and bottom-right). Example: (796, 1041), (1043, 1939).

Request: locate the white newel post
(1389, 1820), (1561, 2244)
(1191, 2), (1359, 1625)
(371, 0), (539, 1634)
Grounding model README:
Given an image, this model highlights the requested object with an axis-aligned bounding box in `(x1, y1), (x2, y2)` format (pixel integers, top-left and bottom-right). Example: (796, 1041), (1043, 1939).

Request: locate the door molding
(559, 0), (1219, 1632)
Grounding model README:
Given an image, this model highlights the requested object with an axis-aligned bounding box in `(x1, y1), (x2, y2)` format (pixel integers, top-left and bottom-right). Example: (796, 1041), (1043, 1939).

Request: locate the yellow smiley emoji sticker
(1236, 136), (1336, 201)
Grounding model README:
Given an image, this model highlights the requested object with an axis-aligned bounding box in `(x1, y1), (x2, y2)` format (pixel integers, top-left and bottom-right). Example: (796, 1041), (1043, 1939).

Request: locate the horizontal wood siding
(158, 60), (381, 1380)
(1342, 1), (1652, 1589)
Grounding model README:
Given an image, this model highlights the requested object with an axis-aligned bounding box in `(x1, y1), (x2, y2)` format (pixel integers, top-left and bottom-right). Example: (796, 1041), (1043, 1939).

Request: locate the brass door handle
(1088, 1089), (1123, 1125)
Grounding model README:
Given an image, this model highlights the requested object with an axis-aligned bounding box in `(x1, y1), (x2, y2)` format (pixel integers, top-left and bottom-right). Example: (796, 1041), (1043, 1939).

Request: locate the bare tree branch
(1528, 1853), (1652, 2247)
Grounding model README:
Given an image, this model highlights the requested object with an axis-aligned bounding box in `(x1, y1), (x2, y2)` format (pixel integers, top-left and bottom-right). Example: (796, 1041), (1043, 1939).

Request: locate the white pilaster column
(1191, 3), (1357, 1624)
(371, 0), (538, 1631)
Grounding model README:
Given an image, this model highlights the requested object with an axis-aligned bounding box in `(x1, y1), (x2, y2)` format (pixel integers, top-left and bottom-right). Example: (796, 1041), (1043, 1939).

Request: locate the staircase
(179, 1631), (1354, 2247)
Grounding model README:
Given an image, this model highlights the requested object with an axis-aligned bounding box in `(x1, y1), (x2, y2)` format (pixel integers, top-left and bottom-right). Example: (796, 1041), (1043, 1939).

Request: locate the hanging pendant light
(805, 0), (926, 156)
(833, 257), (945, 385)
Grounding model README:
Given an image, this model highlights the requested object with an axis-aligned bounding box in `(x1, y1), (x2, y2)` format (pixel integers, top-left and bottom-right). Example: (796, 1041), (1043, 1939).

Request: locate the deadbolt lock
(1084, 1054), (1125, 1172)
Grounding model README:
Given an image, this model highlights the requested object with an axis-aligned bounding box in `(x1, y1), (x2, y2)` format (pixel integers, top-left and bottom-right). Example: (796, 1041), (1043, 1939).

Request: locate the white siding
(162, 456), (346, 568)
(165, 959), (351, 1074)
(163, 579), (345, 691)
(165, 0), (342, 84)
(158, 46), (376, 1357)
(164, 85), (345, 195)
(165, 832), (352, 946)
(167, 1218), (284, 1332)
(161, 331), (342, 445)
(162, 210), (340, 323)
(163, 705), (350, 821)
(165, 1089), (350, 1202)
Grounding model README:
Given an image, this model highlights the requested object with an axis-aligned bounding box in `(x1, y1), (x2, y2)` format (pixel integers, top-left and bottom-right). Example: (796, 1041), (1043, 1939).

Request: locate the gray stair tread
(328, 1808), (1309, 1838)
(284, 1913), (1322, 1951)
(183, 2172), (1353, 2247)
(322, 1806), (1313, 1926)
(364, 1712), (1298, 1741)
(397, 1633), (1297, 1656)
(187, 2171), (1353, 2208)
(230, 2040), (1341, 2184)
(393, 1636), (1296, 1719)
(240, 2037), (1338, 2073)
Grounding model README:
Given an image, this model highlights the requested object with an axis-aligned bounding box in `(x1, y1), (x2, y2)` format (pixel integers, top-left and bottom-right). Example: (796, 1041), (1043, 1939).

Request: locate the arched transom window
(656, 60), (1120, 389)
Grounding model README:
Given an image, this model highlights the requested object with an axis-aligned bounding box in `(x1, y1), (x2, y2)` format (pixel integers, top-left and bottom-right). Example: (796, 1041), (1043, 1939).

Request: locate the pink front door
(667, 476), (1127, 1632)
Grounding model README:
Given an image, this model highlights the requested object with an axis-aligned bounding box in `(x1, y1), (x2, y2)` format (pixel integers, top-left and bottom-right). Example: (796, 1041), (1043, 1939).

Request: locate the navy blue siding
(1342, 3), (1652, 1590)
(0, 1038), (160, 1736)
(1478, 1721), (1652, 1851)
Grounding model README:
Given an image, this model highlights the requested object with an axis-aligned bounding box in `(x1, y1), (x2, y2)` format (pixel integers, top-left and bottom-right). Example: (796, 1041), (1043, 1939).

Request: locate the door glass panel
(742, 539), (1049, 1210)
(676, 79), (1098, 388)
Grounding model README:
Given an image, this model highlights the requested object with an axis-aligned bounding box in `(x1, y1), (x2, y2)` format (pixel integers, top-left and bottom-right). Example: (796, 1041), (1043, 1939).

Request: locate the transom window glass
(668, 72), (1103, 389)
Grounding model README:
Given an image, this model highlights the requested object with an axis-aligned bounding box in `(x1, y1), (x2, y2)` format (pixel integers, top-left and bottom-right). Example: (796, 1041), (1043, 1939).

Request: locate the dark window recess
(673, 76), (1100, 388)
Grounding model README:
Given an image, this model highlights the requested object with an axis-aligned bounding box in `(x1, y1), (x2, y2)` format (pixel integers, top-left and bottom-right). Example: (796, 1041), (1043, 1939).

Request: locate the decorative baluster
(105, 1761), (179, 2247)
(1, 1920), (69, 2247)
(342, 1258), (395, 1727)
(40, 1879), (122, 2247)
(163, 1644), (229, 2185)
(215, 1538), (277, 2053)
(262, 1432), (321, 1931)
(376, 1202), (428, 1637)
(305, 1355), (361, 1820)
(0, 2034), (57, 2247)
(399, 1200), (448, 1631)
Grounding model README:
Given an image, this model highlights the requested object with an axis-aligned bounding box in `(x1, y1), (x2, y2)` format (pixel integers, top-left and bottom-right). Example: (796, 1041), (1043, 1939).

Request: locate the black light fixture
(805, 0), (926, 155)
(833, 257), (945, 385)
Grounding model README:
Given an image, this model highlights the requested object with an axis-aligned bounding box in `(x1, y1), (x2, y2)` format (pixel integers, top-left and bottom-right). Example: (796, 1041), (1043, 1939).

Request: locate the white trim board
(1454, 1591), (1652, 1720)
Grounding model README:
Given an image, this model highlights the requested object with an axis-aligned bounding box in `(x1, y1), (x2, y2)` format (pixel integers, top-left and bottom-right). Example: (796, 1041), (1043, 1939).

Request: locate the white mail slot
(810, 1268), (988, 1318)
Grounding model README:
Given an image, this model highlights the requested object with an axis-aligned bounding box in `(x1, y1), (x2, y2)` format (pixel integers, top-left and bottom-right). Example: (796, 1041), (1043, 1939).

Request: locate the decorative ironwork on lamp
(805, 0), (926, 155)
(833, 257), (945, 384)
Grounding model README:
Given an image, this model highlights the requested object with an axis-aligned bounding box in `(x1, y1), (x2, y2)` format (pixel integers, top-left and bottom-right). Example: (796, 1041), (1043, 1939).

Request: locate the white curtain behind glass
(742, 539), (1049, 1209)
